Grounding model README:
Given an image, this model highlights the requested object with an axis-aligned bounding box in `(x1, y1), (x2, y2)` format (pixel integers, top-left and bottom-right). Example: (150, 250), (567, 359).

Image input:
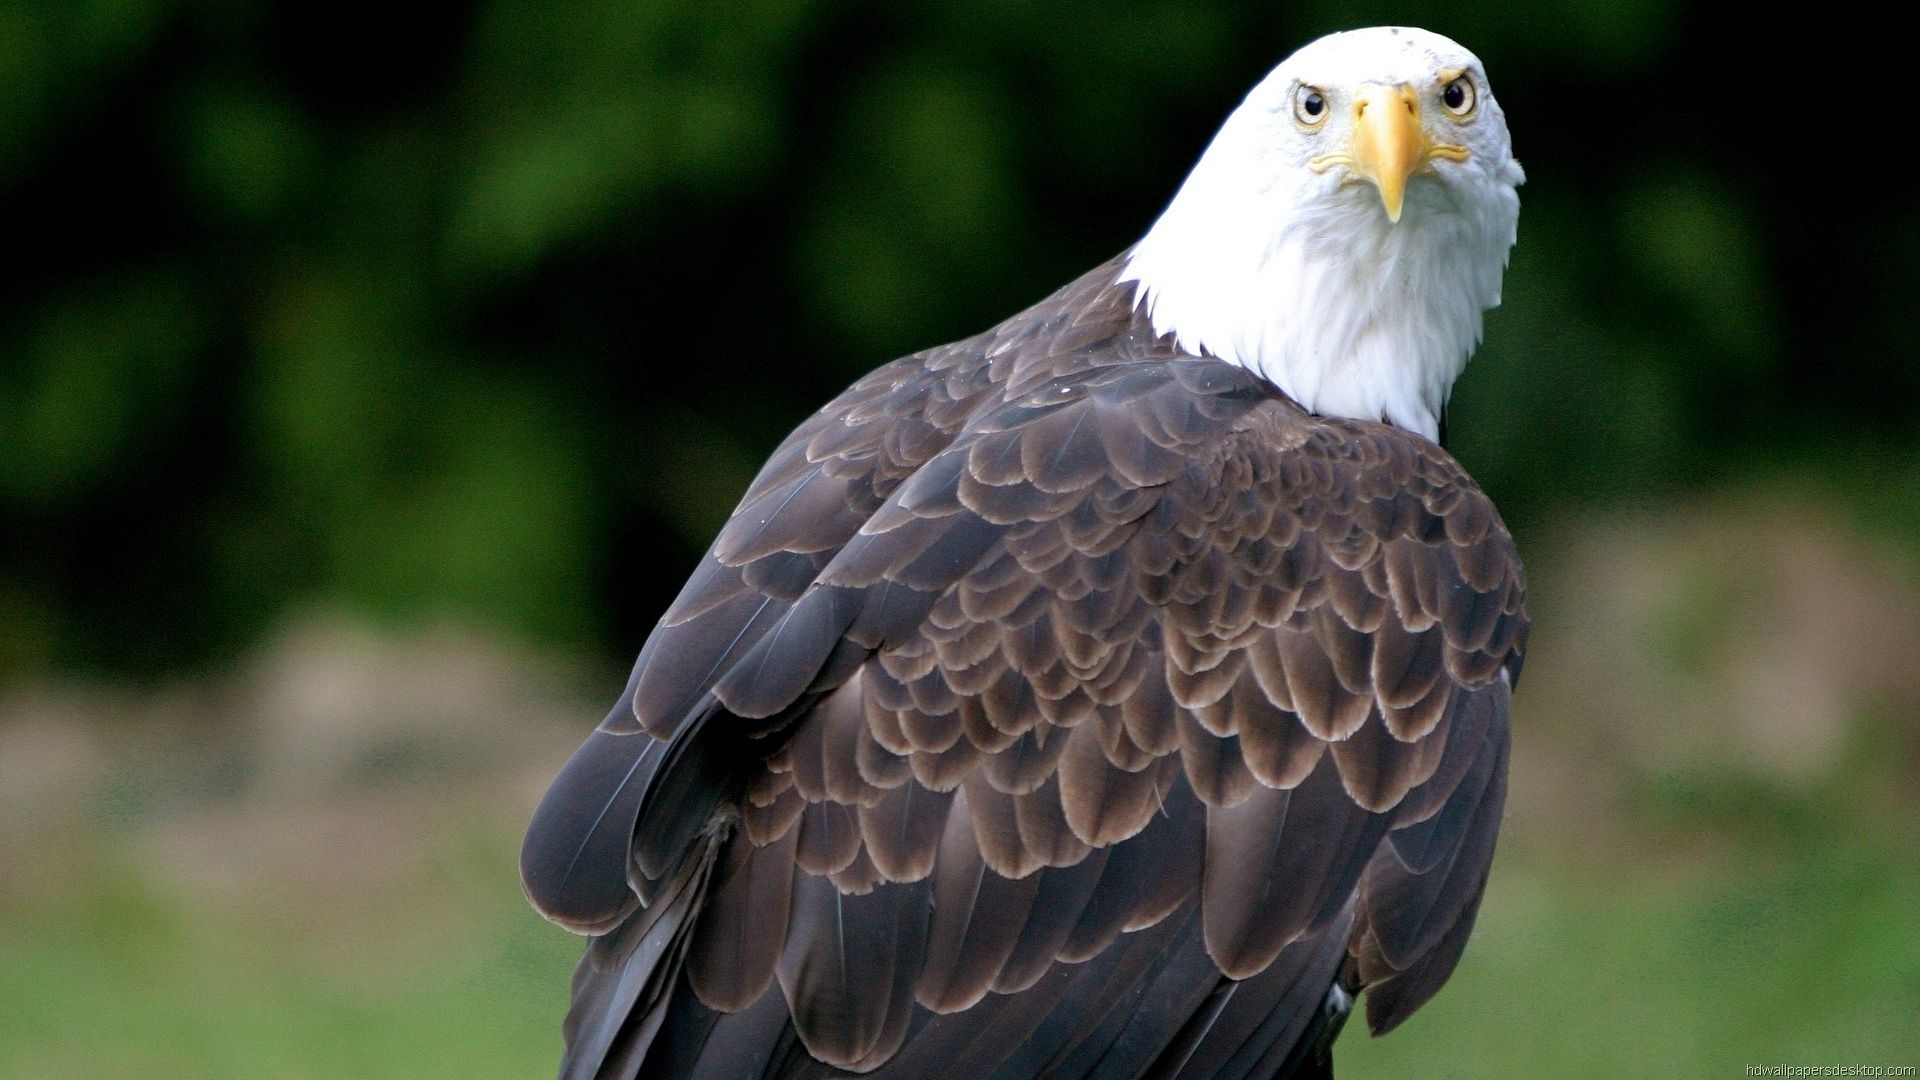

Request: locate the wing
(522, 276), (1527, 1078)
(519, 260), (1150, 932)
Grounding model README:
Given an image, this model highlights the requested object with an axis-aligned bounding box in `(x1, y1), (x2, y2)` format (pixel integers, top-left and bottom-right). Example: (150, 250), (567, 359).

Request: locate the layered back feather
(520, 254), (1527, 1079)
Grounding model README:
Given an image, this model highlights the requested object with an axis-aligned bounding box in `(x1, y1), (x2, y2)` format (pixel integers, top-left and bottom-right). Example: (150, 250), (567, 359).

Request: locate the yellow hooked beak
(1311, 83), (1469, 223)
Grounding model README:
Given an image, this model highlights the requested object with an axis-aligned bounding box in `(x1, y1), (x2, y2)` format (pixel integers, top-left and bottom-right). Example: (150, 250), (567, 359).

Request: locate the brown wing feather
(522, 257), (1529, 1079)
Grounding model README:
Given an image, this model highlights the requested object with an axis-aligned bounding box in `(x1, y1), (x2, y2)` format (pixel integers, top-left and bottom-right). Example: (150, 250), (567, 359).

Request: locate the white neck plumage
(1119, 104), (1520, 444)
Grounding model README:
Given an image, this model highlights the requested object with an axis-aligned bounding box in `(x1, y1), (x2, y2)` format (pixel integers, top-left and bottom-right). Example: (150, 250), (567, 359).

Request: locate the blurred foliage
(2, 0), (1914, 678)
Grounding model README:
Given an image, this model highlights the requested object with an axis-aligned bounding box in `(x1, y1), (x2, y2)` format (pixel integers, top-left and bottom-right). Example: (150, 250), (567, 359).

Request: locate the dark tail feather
(1162, 901), (1357, 1080)
(637, 979), (800, 1080)
(560, 826), (726, 1080)
(1267, 977), (1353, 1080)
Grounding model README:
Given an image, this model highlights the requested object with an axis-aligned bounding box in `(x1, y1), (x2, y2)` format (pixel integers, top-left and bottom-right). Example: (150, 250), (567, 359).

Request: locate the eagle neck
(1117, 124), (1517, 442)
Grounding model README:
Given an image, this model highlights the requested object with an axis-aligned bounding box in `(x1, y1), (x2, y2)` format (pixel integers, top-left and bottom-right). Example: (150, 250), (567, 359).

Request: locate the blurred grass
(4, 761), (1912, 1077)
(0, 815), (578, 1078)
(0, 617), (596, 1076)
(2, 544), (1914, 1076)
(1351, 781), (1920, 1076)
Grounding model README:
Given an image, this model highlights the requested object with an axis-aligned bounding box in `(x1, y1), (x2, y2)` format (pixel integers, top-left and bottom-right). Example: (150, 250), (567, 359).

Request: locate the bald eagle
(522, 26), (1528, 1079)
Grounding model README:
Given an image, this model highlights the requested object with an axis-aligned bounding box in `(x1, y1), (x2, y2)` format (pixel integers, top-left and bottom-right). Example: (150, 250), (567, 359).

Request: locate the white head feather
(1120, 27), (1524, 441)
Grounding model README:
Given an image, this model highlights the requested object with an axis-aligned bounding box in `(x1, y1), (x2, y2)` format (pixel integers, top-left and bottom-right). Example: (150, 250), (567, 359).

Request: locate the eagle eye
(1293, 84), (1328, 127)
(1440, 75), (1477, 118)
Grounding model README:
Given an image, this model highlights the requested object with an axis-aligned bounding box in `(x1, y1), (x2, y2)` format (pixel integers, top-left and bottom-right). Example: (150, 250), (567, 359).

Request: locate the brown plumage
(520, 249), (1528, 1078)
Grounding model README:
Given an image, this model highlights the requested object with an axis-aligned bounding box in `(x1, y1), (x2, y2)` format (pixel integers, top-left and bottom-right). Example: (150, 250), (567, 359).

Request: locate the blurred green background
(2, 0), (1916, 1076)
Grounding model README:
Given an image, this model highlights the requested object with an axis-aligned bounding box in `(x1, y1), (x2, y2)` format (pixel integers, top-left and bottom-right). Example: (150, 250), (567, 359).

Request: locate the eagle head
(1122, 26), (1524, 442)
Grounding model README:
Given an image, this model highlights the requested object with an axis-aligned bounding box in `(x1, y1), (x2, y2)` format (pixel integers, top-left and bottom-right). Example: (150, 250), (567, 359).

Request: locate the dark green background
(4, 0), (1914, 676)
(3, 2), (1916, 1076)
